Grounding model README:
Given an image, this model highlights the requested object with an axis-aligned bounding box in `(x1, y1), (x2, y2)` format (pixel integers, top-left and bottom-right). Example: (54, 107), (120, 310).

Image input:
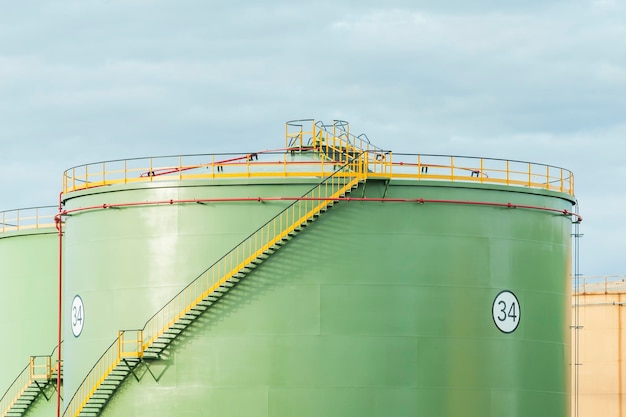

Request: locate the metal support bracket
(33, 380), (51, 402)
(122, 359), (141, 383)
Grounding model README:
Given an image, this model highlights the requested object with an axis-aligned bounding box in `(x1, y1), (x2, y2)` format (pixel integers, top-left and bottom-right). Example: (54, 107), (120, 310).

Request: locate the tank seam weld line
(58, 196), (582, 222)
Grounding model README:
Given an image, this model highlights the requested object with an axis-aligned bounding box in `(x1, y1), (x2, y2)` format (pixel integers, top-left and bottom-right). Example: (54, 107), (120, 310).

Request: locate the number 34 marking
(492, 290), (521, 333)
(71, 295), (85, 337)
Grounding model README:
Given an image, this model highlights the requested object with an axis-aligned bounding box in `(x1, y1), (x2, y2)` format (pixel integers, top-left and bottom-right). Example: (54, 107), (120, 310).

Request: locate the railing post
(117, 331), (122, 359)
(480, 158), (484, 184)
(137, 330), (144, 357)
(417, 155), (421, 180)
(506, 160), (510, 186)
(450, 156), (455, 181)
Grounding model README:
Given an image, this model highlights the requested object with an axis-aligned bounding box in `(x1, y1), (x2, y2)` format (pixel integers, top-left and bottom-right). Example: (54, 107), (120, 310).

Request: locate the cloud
(0, 0), (624, 275)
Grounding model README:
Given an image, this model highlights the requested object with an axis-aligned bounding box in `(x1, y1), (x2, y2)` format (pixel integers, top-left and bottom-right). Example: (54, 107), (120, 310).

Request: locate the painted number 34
(73, 304), (83, 326)
(492, 291), (521, 333)
(496, 300), (517, 322)
(71, 295), (85, 337)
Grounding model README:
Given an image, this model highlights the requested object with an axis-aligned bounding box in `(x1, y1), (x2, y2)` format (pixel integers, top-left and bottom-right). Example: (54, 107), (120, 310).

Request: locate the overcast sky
(0, 0), (624, 276)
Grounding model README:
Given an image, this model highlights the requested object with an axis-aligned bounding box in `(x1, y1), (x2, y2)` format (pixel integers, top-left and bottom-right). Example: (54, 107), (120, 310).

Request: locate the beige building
(573, 276), (626, 417)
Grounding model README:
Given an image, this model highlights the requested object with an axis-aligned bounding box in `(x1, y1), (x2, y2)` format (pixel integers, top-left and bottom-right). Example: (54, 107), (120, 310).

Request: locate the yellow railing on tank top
(62, 144), (366, 417)
(0, 206), (57, 234)
(61, 119), (574, 196)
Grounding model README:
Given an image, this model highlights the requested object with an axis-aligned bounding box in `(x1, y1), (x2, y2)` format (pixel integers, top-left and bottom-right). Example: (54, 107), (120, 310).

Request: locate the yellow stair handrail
(62, 152), (366, 417)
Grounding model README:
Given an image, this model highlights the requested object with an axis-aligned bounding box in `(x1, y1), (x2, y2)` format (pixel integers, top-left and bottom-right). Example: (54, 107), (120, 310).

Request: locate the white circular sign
(71, 295), (85, 337)
(492, 290), (520, 333)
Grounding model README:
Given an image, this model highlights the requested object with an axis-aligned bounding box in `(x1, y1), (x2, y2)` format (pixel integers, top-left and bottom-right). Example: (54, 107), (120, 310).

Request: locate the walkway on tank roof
(61, 119), (575, 197)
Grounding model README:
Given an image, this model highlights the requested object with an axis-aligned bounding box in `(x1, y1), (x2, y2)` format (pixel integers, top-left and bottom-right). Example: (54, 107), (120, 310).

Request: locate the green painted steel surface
(63, 178), (574, 417)
(0, 228), (58, 417)
(61, 180), (319, 406)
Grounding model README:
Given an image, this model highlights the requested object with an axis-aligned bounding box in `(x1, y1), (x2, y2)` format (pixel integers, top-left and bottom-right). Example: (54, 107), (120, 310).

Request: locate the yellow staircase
(62, 139), (368, 417)
(0, 355), (60, 417)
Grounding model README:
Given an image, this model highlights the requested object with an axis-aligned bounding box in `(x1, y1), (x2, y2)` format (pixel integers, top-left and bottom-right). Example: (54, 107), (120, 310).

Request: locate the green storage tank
(60, 120), (577, 417)
(0, 206), (59, 417)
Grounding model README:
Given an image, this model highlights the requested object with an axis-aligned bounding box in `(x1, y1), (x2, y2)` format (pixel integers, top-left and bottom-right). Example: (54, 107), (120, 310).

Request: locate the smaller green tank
(0, 206), (59, 417)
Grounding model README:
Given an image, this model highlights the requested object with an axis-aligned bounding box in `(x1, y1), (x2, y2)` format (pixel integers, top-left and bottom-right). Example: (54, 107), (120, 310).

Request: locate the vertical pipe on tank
(573, 214), (582, 417)
(55, 202), (63, 417)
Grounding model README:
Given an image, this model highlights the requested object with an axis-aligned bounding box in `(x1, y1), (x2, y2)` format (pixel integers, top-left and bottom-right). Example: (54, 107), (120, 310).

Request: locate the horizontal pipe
(59, 196), (582, 222)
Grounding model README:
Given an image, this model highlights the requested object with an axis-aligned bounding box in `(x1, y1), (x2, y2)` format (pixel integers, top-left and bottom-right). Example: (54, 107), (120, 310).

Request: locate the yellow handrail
(63, 336), (126, 417)
(0, 206), (57, 234)
(140, 174), (363, 352)
(61, 120), (575, 196)
(574, 275), (626, 295)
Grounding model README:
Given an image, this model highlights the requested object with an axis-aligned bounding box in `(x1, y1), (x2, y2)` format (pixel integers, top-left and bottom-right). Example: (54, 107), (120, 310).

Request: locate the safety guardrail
(287, 119), (390, 177)
(286, 119), (574, 195)
(388, 153), (574, 195)
(62, 120), (574, 196)
(573, 275), (626, 294)
(62, 151), (346, 194)
(62, 151), (365, 417)
(0, 206), (57, 234)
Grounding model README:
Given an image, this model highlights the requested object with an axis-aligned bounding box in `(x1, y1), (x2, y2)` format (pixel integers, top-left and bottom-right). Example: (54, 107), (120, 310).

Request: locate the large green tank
(60, 120), (576, 417)
(0, 207), (59, 417)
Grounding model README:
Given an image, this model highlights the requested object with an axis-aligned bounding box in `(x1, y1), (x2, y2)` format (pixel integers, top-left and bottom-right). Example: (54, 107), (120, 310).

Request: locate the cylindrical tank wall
(0, 228), (58, 415)
(62, 178), (574, 417)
